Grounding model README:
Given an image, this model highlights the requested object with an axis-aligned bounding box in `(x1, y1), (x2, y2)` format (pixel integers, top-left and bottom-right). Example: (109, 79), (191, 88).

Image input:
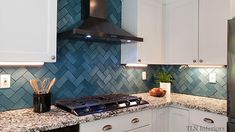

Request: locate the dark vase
(33, 93), (51, 113)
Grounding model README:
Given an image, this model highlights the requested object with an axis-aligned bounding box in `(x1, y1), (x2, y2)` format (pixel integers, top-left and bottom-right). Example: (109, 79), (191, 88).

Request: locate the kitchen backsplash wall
(0, 0), (227, 111)
(158, 66), (227, 99)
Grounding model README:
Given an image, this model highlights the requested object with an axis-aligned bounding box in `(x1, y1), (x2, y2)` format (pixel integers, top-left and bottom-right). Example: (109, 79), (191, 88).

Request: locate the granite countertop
(135, 93), (227, 115)
(0, 93), (227, 132)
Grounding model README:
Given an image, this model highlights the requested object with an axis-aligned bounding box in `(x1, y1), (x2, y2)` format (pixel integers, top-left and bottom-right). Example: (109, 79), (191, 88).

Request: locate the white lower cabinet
(189, 110), (228, 132)
(80, 106), (227, 132)
(127, 125), (152, 132)
(168, 107), (189, 132)
(153, 106), (227, 132)
(153, 107), (189, 132)
(80, 110), (152, 132)
(152, 107), (169, 132)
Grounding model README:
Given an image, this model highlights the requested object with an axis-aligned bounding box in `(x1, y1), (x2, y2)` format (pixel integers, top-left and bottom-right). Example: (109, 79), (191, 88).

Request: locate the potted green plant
(155, 71), (173, 101)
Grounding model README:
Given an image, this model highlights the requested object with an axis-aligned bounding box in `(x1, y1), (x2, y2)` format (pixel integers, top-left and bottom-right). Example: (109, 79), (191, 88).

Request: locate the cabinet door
(126, 125), (151, 132)
(164, 0), (198, 64)
(80, 110), (152, 132)
(169, 107), (189, 132)
(152, 108), (169, 132)
(137, 0), (163, 64)
(121, 0), (163, 64)
(231, 0), (235, 19)
(199, 0), (229, 65)
(190, 110), (228, 132)
(0, 0), (57, 62)
(121, 0), (138, 64)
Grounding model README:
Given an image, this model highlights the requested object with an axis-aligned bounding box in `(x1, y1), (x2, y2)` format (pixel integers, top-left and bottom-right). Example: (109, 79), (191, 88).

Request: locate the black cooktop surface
(55, 94), (149, 116)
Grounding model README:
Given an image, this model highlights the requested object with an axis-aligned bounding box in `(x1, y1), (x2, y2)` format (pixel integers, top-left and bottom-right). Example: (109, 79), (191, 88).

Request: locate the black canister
(33, 93), (51, 113)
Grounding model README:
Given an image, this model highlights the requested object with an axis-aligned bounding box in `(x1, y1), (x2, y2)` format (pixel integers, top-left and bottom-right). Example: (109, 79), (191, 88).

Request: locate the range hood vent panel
(58, 0), (143, 43)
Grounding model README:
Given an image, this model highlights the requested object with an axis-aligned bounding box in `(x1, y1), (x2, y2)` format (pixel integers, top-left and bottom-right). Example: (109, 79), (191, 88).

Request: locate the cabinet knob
(102, 125), (112, 131)
(199, 59), (203, 63)
(131, 118), (140, 124)
(203, 118), (214, 124)
(51, 56), (56, 60)
(138, 59), (141, 62)
(193, 60), (197, 63)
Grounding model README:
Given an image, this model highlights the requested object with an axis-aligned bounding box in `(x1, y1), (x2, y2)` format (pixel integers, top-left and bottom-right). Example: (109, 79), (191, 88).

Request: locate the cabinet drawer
(80, 110), (152, 132)
(124, 110), (152, 131)
(190, 110), (227, 131)
(127, 125), (151, 132)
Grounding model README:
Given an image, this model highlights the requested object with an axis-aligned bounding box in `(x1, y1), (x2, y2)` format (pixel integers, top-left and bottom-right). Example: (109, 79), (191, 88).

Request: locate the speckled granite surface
(0, 106), (79, 132)
(134, 93), (227, 115)
(0, 93), (227, 132)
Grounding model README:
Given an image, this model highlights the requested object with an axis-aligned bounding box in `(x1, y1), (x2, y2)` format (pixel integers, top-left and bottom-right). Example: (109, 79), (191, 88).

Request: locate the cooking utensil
(38, 78), (50, 94)
(47, 78), (56, 93)
(31, 79), (40, 94)
(30, 80), (38, 94)
(30, 78), (56, 94)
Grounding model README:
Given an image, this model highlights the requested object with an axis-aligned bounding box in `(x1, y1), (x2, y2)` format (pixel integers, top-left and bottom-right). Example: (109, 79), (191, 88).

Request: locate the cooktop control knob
(118, 103), (127, 108)
(130, 101), (137, 106)
(85, 108), (91, 112)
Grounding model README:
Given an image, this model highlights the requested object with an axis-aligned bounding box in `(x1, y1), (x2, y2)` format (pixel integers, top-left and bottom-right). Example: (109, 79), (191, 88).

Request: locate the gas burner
(55, 94), (149, 116)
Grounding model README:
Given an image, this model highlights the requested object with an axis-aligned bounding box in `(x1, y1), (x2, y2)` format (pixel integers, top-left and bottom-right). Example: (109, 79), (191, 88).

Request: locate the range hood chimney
(58, 0), (143, 43)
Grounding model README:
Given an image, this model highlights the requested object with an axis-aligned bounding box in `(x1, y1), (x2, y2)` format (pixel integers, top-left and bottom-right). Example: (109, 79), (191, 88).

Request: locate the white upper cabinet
(121, 0), (163, 64)
(230, 0), (235, 19)
(164, 0), (198, 65)
(164, 0), (229, 65)
(199, 0), (229, 65)
(0, 0), (57, 63)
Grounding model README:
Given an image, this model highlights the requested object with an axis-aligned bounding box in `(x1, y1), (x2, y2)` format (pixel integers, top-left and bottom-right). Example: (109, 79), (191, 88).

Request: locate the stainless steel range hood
(58, 0), (143, 43)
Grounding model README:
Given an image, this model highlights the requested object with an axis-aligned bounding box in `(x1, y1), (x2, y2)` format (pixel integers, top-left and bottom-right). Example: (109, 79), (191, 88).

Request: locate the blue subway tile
(12, 68), (27, 81)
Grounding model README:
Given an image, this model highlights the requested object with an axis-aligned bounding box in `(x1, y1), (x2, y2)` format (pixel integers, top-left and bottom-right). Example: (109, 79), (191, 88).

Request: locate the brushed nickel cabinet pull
(199, 59), (203, 63)
(102, 125), (112, 131)
(51, 56), (56, 60)
(138, 59), (141, 62)
(193, 60), (197, 63)
(203, 118), (214, 124)
(131, 118), (140, 124)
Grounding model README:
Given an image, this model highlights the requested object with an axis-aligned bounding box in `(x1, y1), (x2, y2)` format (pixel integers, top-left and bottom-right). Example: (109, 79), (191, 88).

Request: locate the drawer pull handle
(131, 118), (140, 124)
(102, 125), (112, 131)
(203, 118), (214, 124)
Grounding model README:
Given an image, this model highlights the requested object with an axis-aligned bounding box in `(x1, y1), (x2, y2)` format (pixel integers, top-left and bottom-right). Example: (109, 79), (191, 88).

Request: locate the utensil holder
(33, 93), (51, 113)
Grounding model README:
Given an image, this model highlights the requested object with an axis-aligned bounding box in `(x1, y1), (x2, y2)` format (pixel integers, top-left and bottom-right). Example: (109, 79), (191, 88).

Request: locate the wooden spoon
(32, 79), (39, 94)
(47, 78), (56, 93)
(29, 80), (37, 94)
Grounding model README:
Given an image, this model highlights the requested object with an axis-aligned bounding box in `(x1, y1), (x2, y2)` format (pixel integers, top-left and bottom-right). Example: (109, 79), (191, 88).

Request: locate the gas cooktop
(55, 94), (149, 116)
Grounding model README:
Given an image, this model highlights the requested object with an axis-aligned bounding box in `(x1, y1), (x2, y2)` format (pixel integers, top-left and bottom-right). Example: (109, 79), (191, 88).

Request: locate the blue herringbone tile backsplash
(0, 0), (227, 111)
(161, 66), (227, 99)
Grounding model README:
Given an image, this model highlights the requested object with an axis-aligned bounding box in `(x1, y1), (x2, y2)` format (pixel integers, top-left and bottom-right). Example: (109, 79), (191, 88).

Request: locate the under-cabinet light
(86, 35), (92, 38)
(126, 64), (148, 67)
(0, 62), (44, 66)
(187, 65), (225, 68)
